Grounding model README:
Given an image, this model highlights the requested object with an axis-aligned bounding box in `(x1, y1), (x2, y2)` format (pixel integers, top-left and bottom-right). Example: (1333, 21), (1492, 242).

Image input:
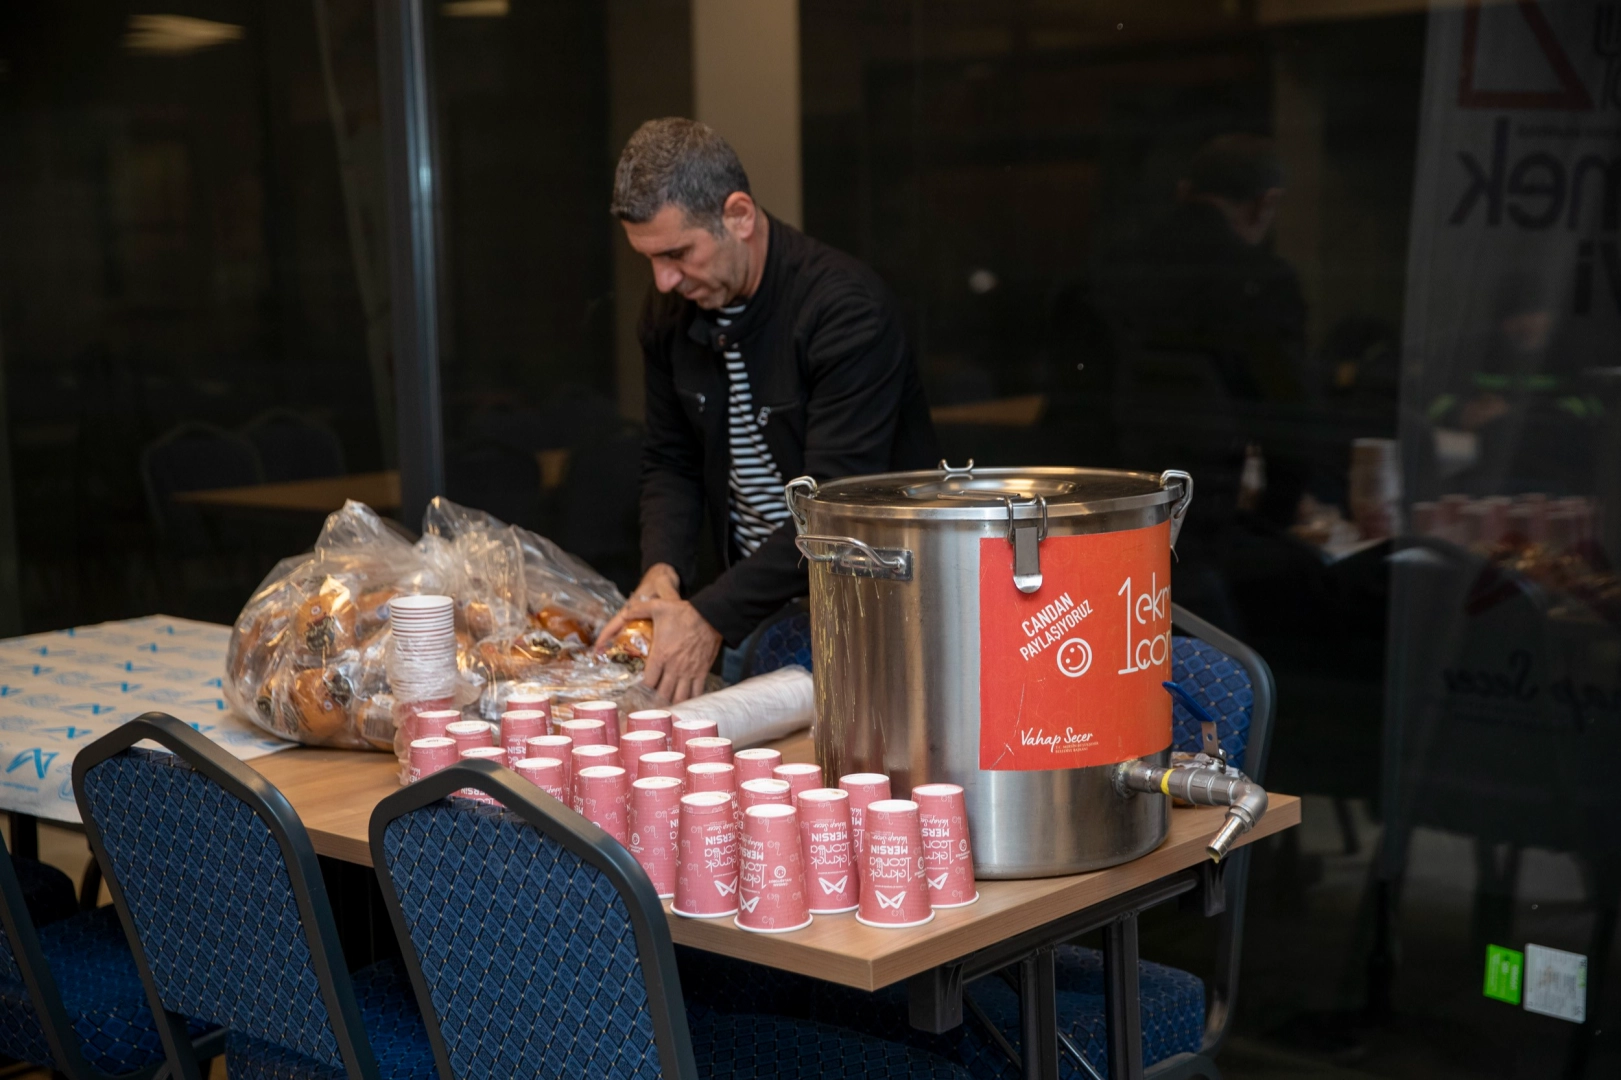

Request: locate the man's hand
(624, 597), (722, 704)
(595, 564), (682, 650)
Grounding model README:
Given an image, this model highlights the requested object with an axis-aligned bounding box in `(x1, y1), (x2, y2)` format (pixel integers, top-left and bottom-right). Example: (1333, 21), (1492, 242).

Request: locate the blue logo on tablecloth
(137, 643), (160, 652)
(0, 716), (34, 732)
(7, 749), (58, 779)
(40, 726), (96, 740)
(182, 698), (229, 712)
(52, 672), (95, 688)
(203, 677), (223, 688)
(0, 686), (19, 697)
(121, 662), (160, 673)
(59, 703), (118, 716)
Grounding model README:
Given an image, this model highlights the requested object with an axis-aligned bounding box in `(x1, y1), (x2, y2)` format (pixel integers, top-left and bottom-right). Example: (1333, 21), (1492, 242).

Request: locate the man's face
(622, 204), (749, 310)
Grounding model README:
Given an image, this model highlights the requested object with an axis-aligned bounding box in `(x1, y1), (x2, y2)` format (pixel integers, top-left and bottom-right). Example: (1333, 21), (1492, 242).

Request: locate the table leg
(907, 963), (964, 1033)
(1103, 913), (1144, 1080)
(1019, 947), (1059, 1080)
(9, 813), (39, 861)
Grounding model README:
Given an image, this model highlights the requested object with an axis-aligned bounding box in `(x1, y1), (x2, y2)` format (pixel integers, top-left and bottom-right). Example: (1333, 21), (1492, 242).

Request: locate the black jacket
(637, 216), (938, 645)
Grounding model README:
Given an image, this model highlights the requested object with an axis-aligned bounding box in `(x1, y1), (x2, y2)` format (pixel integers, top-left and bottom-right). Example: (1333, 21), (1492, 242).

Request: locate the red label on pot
(978, 522), (1173, 771)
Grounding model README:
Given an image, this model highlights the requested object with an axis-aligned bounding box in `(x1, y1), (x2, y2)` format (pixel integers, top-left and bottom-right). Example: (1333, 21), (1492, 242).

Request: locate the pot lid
(792, 463), (1184, 521)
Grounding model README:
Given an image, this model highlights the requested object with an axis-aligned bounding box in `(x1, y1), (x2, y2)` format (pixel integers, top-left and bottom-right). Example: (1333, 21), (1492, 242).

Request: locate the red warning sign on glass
(978, 522), (1173, 771)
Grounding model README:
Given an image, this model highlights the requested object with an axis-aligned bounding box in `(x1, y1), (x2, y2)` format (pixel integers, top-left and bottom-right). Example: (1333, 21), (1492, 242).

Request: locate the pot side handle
(1160, 470), (1194, 550)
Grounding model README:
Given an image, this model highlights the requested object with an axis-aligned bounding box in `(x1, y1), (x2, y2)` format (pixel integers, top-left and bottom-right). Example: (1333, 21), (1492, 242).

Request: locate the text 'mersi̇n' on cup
(672, 791), (739, 919)
(912, 782), (979, 908)
(685, 736), (734, 765)
(638, 750), (687, 782)
(573, 765), (631, 845)
(739, 778), (792, 811)
(627, 709), (674, 737)
(838, 772), (891, 887)
(795, 788), (858, 914)
(499, 710), (547, 767)
(630, 775), (683, 898)
(856, 799), (934, 929)
(407, 737), (458, 784)
(619, 729), (669, 784)
(513, 757), (568, 803)
(524, 735), (574, 802)
(733, 747), (783, 784)
(555, 718), (607, 748)
(456, 746), (507, 805)
(570, 700), (621, 747)
(735, 804), (813, 934)
(446, 719), (496, 754)
(671, 718), (717, 755)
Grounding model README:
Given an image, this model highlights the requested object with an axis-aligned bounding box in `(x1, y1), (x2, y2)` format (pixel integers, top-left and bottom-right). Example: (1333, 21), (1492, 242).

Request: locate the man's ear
(722, 192), (758, 241)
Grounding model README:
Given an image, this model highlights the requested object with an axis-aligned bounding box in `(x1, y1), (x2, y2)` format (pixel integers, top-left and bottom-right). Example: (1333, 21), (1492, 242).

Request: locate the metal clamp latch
(938, 458), (976, 478)
(794, 534), (914, 582)
(1160, 470), (1194, 550)
(1008, 495), (1048, 594)
(784, 476), (819, 534)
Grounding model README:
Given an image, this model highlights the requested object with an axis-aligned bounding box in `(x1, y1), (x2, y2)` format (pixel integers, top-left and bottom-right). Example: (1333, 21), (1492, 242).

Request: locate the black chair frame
(72, 713), (385, 1080)
(368, 759), (701, 1080)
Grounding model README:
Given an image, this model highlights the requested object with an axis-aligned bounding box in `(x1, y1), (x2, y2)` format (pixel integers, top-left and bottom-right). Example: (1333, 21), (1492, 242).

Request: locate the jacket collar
(685, 213), (787, 351)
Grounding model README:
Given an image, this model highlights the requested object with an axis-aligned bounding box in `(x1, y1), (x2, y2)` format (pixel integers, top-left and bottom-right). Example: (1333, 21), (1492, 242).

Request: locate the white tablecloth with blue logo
(0, 615), (293, 824)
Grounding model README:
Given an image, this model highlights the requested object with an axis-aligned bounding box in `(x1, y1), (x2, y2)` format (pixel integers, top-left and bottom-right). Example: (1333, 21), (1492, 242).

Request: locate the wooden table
(253, 733), (1298, 1080)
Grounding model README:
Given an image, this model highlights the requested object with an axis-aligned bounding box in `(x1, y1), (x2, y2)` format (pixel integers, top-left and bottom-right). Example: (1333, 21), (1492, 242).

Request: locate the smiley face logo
(1056, 637), (1093, 678)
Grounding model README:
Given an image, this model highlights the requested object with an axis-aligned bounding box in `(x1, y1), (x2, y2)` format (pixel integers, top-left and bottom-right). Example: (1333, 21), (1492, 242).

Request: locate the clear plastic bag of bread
(226, 497), (665, 752)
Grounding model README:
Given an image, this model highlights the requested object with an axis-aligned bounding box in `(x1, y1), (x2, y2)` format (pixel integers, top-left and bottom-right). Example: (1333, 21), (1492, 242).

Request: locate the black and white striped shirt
(715, 302), (791, 555)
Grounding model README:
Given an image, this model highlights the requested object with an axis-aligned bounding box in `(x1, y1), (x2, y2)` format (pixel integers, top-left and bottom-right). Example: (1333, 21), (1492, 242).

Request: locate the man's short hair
(1185, 134), (1283, 202)
(610, 117), (751, 233)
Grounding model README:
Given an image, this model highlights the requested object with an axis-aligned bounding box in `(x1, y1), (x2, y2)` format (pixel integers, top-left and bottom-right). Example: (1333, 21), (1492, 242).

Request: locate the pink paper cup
(774, 763), (823, 801)
(514, 757), (568, 803)
(446, 719), (496, 753)
(671, 718), (717, 755)
(629, 776), (684, 898)
(685, 762), (736, 795)
(673, 791), (739, 919)
(736, 804), (813, 934)
(524, 735), (574, 803)
(796, 788), (858, 914)
(627, 709), (674, 737)
(638, 751), (687, 782)
(913, 783), (979, 908)
(839, 772), (892, 885)
(407, 737), (458, 784)
(500, 710), (548, 767)
(733, 747), (783, 784)
(571, 700), (621, 747)
(503, 691), (552, 723)
(572, 743), (624, 776)
(456, 746), (507, 804)
(410, 707), (461, 742)
(620, 730), (669, 785)
(857, 799), (934, 928)
(573, 765), (631, 845)
(556, 718), (607, 748)
(686, 736), (734, 765)
(739, 778), (792, 811)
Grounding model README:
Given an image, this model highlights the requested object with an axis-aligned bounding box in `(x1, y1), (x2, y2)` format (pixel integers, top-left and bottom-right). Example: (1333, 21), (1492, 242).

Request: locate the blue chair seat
(223, 959), (435, 1080)
(688, 1006), (974, 1079)
(12, 855), (78, 927)
(0, 906), (213, 1076)
(966, 947), (1205, 1078)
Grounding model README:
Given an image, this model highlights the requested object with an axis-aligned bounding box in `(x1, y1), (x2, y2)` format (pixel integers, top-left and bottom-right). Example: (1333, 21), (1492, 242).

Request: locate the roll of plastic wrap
(669, 666), (813, 749)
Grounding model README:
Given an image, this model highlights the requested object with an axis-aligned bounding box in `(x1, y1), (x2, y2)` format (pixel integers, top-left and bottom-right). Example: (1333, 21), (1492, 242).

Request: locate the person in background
(594, 118), (938, 702)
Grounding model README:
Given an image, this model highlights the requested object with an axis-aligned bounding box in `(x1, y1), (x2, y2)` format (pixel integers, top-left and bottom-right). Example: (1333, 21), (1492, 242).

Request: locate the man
(594, 118), (938, 702)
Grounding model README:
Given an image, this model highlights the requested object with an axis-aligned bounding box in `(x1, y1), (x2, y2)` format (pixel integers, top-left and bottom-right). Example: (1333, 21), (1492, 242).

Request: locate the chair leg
(79, 859), (102, 910)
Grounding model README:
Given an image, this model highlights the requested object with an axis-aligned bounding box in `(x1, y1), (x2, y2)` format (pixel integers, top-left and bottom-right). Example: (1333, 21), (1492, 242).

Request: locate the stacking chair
(7, 846), (79, 925)
(964, 602), (1276, 1080)
(72, 713), (434, 1080)
(738, 603), (813, 679)
(370, 759), (978, 1079)
(0, 835), (224, 1079)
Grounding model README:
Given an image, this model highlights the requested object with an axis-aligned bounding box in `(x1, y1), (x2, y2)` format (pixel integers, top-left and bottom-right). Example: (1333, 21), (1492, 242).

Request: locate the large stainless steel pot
(788, 462), (1193, 878)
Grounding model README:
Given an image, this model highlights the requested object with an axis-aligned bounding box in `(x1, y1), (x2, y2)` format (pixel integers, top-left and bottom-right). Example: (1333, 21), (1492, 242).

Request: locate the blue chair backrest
(745, 609), (812, 678)
(1168, 635), (1254, 774)
(378, 799), (664, 1077)
(76, 744), (354, 1070)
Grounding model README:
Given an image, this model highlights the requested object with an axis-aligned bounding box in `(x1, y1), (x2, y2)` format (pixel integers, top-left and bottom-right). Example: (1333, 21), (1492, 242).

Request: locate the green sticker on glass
(1484, 945), (1523, 1005)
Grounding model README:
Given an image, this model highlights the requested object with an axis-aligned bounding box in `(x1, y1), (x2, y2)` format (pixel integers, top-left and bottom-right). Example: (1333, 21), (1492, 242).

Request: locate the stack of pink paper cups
(913, 783), (978, 908)
(499, 710), (548, 766)
(524, 734), (574, 803)
(620, 730), (669, 784)
(573, 765), (631, 844)
(571, 700), (621, 747)
(795, 788), (858, 914)
(514, 757), (568, 803)
(629, 775), (684, 897)
(856, 799), (934, 928)
(735, 804), (812, 933)
(672, 791), (739, 919)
